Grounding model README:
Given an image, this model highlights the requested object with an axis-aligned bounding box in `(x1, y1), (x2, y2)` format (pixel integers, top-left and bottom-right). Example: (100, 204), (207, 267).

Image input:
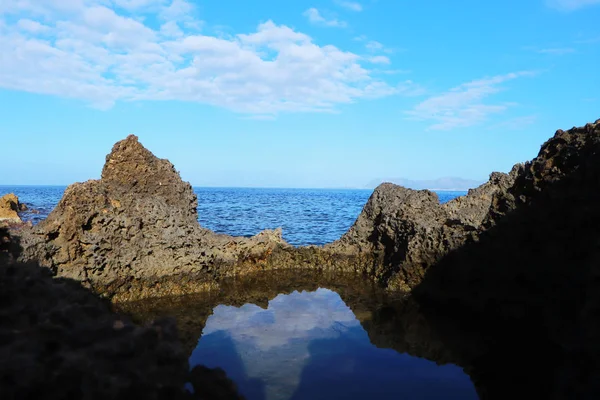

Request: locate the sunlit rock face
(189, 289), (476, 400)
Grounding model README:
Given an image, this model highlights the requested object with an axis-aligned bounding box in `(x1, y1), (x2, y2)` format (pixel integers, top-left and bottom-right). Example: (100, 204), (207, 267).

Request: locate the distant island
(365, 177), (485, 191)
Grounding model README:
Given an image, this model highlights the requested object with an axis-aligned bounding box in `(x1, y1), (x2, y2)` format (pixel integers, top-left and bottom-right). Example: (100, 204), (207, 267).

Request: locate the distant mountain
(365, 177), (484, 191)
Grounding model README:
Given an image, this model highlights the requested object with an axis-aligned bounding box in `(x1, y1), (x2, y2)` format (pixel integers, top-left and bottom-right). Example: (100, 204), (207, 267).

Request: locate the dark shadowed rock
(0, 260), (244, 400)
(413, 118), (600, 399)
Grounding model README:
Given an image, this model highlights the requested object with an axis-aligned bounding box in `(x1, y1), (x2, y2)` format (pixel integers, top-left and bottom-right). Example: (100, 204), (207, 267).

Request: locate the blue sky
(0, 0), (599, 188)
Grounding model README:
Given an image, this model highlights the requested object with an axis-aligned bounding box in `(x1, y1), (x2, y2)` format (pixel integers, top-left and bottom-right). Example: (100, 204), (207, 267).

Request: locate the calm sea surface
(4, 186), (474, 398)
(0, 186), (465, 246)
(120, 270), (479, 400)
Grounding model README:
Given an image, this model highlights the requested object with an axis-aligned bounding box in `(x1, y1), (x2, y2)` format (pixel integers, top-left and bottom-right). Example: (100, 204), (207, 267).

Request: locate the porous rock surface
(13, 119), (600, 301)
(18, 135), (288, 300)
(0, 193), (23, 224)
(325, 167), (520, 290)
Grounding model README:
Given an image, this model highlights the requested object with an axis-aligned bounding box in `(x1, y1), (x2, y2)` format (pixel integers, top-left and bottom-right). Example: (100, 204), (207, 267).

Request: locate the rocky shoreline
(2, 118), (600, 399)
(3, 125), (540, 301)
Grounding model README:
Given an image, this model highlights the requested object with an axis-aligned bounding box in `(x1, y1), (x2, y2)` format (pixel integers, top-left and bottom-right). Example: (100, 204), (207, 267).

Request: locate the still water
(119, 271), (478, 400)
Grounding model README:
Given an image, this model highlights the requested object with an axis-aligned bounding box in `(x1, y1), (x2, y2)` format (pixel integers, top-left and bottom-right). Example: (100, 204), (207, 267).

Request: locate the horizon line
(0, 184), (473, 192)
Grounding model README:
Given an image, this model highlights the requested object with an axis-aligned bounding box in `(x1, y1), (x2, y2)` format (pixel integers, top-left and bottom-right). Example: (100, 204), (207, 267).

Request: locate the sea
(0, 185), (465, 246)
(2, 185), (477, 399)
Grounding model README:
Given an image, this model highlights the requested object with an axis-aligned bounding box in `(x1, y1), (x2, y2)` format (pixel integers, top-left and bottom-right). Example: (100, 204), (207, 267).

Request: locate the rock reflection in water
(118, 270), (478, 400)
(191, 288), (477, 400)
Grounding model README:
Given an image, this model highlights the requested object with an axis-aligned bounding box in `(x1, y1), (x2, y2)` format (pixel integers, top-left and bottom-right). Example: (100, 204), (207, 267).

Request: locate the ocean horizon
(0, 185), (465, 246)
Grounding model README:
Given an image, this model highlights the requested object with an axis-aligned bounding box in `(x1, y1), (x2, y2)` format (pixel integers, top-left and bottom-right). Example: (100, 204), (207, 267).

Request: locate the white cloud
(17, 19), (51, 33)
(335, 0), (363, 11)
(537, 47), (575, 55)
(547, 0), (600, 10)
(160, 0), (194, 20)
(113, 0), (167, 11)
(0, 3), (405, 114)
(159, 21), (183, 38)
(357, 37), (397, 54)
(368, 55), (390, 64)
(303, 8), (347, 27)
(365, 40), (383, 51)
(405, 72), (534, 130)
(195, 289), (363, 400)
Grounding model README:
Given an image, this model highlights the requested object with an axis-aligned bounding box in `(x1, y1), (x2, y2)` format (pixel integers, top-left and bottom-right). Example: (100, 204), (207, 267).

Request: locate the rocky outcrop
(18, 135), (291, 300)
(0, 193), (23, 224)
(0, 261), (243, 400)
(325, 167), (519, 290)
(11, 119), (600, 302)
(411, 119), (600, 398)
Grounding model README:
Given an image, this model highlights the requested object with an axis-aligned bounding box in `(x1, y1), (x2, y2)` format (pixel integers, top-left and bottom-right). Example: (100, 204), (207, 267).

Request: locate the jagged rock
(410, 119), (600, 398)
(0, 193), (23, 224)
(12, 119), (600, 302)
(17, 135), (289, 300)
(326, 168), (519, 290)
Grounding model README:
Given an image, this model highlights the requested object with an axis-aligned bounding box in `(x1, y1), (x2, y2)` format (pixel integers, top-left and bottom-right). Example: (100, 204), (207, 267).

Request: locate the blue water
(189, 288), (477, 400)
(0, 186), (465, 246)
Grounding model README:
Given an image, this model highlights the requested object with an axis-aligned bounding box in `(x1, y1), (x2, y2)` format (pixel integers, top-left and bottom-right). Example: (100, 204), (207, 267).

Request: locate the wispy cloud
(355, 37), (397, 54)
(365, 40), (383, 51)
(16, 19), (51, 34)
(546, 0), (600, 11)
(405, 72), (535, 130)
(0, 1), (409, 115)
(574, 35), (600, 44)
(334, 0), (363, 11)
(368, 55), (390, 64)
(303, 8), (347, 27)
(537, 47), (576, 55)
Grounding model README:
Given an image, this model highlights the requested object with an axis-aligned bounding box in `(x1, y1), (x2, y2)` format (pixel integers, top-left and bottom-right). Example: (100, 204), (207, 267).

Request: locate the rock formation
(325, 166), (520, 290)
(18, 135), (288, 300)
(10, 119), (600, 303)
(0, 260), (243, 400)
(0, 193), (23, 224)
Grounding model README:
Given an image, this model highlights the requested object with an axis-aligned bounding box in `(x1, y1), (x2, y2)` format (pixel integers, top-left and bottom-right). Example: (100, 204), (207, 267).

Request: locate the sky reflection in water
(189, 288), (477, 400)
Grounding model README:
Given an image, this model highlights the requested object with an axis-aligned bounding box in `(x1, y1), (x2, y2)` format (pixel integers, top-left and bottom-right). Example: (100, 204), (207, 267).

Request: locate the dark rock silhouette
(412, 119), (600, 398)
(0, 251), (244, 400)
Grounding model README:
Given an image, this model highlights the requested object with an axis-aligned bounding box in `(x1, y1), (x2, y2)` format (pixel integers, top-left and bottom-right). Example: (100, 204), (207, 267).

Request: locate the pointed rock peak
(99, 135), (198, 216)
(101, 134), (177, 187)
(102, 135), (159, 180)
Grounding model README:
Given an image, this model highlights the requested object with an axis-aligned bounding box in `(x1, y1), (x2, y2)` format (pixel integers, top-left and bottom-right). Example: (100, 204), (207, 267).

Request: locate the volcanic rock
(326, 167), (519, 290)
(0, 260), (244, 400)
(0, 193), (23, 224)
(13, 119), (600, 302)
(17, 135), (289, 300)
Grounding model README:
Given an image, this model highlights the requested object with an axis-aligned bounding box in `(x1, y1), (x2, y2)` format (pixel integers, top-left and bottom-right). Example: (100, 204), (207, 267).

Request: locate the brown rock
(0, 193), (22, 224)
(17, 135), (288, 300)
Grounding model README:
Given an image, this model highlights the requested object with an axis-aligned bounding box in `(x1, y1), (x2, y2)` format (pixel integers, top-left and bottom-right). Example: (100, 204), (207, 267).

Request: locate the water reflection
(188, 288), (475, 400)
(116, 271), (493, 399)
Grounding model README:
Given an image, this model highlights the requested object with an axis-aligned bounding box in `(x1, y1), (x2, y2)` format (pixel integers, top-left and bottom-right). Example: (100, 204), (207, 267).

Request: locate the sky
(0, 0), (599, 188)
